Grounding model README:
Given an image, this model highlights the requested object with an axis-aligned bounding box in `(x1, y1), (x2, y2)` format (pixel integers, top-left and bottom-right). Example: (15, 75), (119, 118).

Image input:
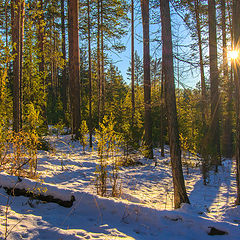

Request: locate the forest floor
(1, 134), (240, 239)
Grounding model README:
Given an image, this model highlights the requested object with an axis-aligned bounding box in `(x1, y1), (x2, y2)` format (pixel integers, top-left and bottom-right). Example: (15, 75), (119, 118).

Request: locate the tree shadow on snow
(187, 160), (234, 216)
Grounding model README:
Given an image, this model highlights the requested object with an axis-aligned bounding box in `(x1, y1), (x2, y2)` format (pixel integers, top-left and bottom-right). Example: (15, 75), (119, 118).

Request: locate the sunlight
(229, 50), (239, 60)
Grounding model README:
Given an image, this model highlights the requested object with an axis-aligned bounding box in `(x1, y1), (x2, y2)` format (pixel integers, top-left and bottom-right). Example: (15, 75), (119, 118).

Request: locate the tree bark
(160, 0), (190, 208)
(61, 0), (68, 116)
(87, 0), (92, 148)
(100, 0), (105, 119)
(37, 0), (48, 129)
(208, 0), (221, 167)
(12, 0), (24, 133)
(141, 0), (153, 159)
(221, 0), (233, 158)
(194, 0), (206, 127)
(38, 0), (44, 79)
(160, 60), (165, 157)
(68, 0), (81, 138)
(19, 0), (24, 129)
(232, 0), (240, 205)
(131, 0), (135, 124)
(5, 0), (9, 49)
(97, 0), (101, 125)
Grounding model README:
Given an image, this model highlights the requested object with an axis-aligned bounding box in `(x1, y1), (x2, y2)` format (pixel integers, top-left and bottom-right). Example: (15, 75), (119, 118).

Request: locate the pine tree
(12, 0), (25, 132)
(221, 0), (233, 158)
(68, 0), (81, 138)
(160, 0), (190, 209)
(61, 0), (67, 116)
(141, 0), (153, 159)
(87, 0), (93, 148)
(232, 0), (240, 205)
(208, 0), (221, 168)
(131, 0), (135, 125)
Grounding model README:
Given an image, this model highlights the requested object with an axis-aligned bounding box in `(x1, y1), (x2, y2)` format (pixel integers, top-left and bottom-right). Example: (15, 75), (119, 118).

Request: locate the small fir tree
(79, 120), (89, 153)
(95, 114), (121, 197)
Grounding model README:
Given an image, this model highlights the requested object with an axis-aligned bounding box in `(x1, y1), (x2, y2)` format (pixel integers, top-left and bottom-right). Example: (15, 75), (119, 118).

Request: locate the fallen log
(0, 172), (75, 208)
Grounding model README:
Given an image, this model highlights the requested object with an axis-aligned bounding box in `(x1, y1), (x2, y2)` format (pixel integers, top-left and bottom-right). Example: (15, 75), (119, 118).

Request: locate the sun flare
(229, 50), (239, 60)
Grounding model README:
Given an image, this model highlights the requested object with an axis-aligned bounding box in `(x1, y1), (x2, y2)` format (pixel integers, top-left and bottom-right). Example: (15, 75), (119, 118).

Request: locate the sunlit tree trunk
(233, 0), (240, 205)
(160, 61), (165, 157)
(97, 0), (101, 125)
(19, 0), (24, 129)
(160, 0), (190, 208)
(221, 0), (233, 158)
(141, 0), (153, 159)
(37, 0), (48, 129)
(194, 0), (206, 127)
(61, 0), (67, 115)
(5, 0), (9, 49)
(38, 0), (44, 81)
(131, 0), (135, 124)
(68, 0), (81, 138)
(12, 0), (24, 132)
(208, 0), (221, 168)
(100, 0), (105, 119)
(193, 0), (208, 184)
(87, 0), (92, 148)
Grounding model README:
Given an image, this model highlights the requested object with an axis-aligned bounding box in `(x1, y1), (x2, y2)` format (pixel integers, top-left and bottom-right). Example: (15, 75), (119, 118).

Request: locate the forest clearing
(1, 0), (240, 239)
(0, 134), (240, 239)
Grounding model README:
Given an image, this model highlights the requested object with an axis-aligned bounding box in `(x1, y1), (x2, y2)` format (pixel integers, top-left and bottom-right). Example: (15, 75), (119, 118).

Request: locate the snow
(0, 134), (240, 239)
(0, 173), (75, 202)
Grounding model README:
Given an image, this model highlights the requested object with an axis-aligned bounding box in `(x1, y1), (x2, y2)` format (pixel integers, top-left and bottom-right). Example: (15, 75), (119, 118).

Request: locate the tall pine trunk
(12, 0), (24, 132)
(19, 0), (24, 129)
(100, 0), (105, 119)
(87, 0), (92, 148)
(5, 0), (9, 49)
(131, 0), (135, 124)
(160, 60), (165, 157)
(37, 0), (48, 130)
(61, 0), (68, 116)
(194, 0), (208, 184)
(97, 0), (101, 125)
(141, 0), (153, 159)
(68, 0), (81, 138)
(221, 0), (233, 158)
(160, 0), (190, 208)
(208, 0), (221, 168)
(194, 0), (206, 127)
(232, 0), (240, 205)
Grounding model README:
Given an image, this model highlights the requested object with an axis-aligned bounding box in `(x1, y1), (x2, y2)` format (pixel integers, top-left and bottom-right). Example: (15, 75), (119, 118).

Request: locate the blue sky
(110, 2), (201, 89)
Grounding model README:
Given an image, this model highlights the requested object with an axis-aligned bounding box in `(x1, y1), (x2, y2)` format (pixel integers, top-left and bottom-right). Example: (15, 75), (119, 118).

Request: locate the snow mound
(0, 172), (75, 204)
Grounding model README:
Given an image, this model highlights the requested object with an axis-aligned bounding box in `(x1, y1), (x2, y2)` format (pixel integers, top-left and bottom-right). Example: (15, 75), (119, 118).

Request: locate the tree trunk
(19, 0), (24, 129)
(12, 0), (24, 133)
(131, 0), (135, 124)
(160, 0), (190, 209)
(160, 60), (165, 157)
(61, 0), (68, 116)
(232, 0), (240, 205)
(193, 0), (209, 184)
(194, 0), (206, 127)
(141, 0), (153, 159)
(97, 0), (101, 125)
(5, 0), (9, 49)
(208, 0), (221, 168)
(68, 0), (81, 138)
(38, 0), (44, 80)
(221, 0), (233, 158)
(37, 0), (48, 130)
(87, 0), (92, 148)
(100, 0), (105, 119)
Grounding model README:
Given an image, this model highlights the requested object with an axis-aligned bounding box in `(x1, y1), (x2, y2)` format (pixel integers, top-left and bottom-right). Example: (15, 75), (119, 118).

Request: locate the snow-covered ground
(0, 135), (240, 239)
